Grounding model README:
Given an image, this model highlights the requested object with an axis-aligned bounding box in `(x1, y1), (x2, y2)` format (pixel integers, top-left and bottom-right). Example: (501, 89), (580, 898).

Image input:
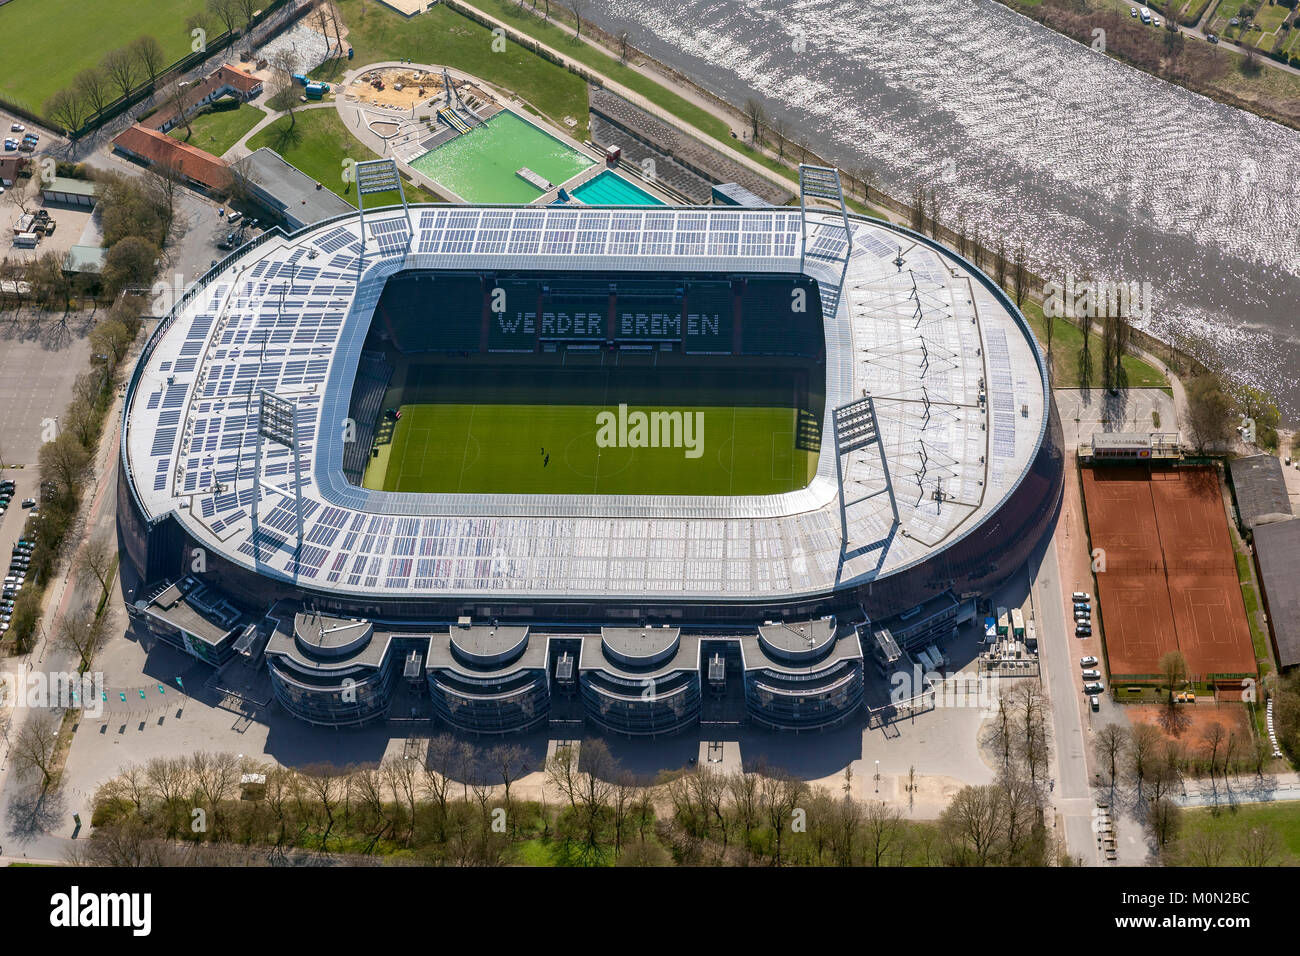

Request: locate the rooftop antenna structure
(354, 158), (411, 263)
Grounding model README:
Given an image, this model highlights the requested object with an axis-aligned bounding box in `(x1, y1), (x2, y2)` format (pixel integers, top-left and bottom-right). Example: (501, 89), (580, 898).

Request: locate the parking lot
(0, 312), (94, 464)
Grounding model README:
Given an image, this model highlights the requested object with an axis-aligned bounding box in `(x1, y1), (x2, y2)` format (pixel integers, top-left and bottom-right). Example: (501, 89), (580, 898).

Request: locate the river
(588, 0), (1300, 416)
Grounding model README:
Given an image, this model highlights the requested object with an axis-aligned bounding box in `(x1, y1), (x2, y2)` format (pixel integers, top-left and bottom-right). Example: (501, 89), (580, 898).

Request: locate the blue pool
(570, 170), (664, 205)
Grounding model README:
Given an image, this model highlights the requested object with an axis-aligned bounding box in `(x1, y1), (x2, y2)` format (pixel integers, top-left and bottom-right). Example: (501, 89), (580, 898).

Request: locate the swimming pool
(409, 110), (593, 204)
(570, 170), (665, 205)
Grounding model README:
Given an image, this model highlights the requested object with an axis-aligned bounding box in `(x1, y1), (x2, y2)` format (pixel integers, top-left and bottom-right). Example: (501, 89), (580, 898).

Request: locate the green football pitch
(363, 362), (822, 496)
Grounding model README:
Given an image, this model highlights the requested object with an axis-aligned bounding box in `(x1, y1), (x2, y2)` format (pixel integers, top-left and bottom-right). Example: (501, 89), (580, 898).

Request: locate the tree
(101, 47), (139, 103)
(11, 710), (61, 790)
(759, 769), (804, 866)
(102, 236), (161, 297)
(234, 0), (259, 32)
(160, 80), (195, 141)
(1094, 723), (1127, 791)
(55, 607), (109, 671)
(939, 783), (1007, 866)
(90, 316), (137, 367)
(1185, 373), (1237, 453)
(130, 36), (166, 89)
(1150, 797), (1180, 848)
(567, 0), (589, 38)
(26, 252), (72, 311)
(75, 533), (117, 602)
(207, 0), (240, 37)
(546, 741), (581, 812)
(63, 399), (100, 450)
(1011, 242), (1029, 306)
(1178, 827), (1230, 866)
(38, 430), (93, 498)
(269, 49), (302, 131)
(1159, 649), (1188, 706)
(617, 30), (631, 65)
(1125, 723), (1164, 799)
(743, 97), (765, 144)
(44, 87), (89, 135)
(862, 800), (903, 866)
(73, 68), (111, 124)
(1236, 825), (1283, 866)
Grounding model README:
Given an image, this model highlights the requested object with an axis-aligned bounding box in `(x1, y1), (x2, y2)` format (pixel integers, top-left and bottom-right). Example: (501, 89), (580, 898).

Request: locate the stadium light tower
(833, 395), (900, 584)
(354, 158), (411, 262)
(252, 389), (306, 575)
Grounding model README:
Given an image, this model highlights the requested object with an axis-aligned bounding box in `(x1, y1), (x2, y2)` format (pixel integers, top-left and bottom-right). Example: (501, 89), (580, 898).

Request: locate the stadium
(119, 165), (1064, 731)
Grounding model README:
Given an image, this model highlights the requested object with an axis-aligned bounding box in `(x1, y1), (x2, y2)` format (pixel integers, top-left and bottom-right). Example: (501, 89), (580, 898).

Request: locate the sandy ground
(347, 68), (474, 110)
(1125, 701), (1254, 751)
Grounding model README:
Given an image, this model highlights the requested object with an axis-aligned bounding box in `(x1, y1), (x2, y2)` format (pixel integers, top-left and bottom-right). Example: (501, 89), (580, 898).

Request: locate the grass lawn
(374, 401), (815, 496)
(169, 103), (266, 158)
(1174, 801), (1300, 864)
(365, 361), (821, 496)
(0, 0), (207, 115)
(245, 108), (444, 205)
(1019, 297), (1171, 391)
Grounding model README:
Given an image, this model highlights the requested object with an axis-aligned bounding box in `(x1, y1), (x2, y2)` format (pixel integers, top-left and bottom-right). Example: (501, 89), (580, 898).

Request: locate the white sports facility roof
(122, 204), (1048, 602)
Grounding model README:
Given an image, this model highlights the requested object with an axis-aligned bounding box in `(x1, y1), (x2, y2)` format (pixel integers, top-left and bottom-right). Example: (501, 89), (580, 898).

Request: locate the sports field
(0, 0), (206, 114)
(1081, 465), (1256, 682)
(363, 361), (821, 496)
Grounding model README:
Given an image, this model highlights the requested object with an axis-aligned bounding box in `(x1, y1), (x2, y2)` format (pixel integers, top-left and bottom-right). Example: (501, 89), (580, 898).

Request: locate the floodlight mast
(254, 389), (306, 578)
(354, 158), (411, 262)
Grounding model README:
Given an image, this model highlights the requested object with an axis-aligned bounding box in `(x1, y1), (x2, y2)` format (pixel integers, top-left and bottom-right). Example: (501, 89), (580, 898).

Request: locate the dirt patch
(1126, 701), (1253, 746)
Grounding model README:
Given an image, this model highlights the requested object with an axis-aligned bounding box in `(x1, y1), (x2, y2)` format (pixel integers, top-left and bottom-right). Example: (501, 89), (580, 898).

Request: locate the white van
(1072, 591), (1091, 603)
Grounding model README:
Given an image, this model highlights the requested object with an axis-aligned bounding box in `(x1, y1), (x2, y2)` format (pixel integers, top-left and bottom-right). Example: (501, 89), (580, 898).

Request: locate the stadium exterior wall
(116, 206), (1064, 632)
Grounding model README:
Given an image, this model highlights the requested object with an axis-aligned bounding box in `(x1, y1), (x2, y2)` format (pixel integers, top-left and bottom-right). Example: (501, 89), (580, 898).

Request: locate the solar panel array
(126, 207), (1045, 601)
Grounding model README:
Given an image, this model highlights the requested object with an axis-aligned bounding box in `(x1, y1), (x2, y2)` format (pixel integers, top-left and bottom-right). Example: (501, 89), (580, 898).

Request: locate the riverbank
(996, 0), (1300, 131)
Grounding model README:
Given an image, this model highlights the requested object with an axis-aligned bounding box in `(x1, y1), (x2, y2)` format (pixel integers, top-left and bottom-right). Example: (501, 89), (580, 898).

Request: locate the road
(1031, 535), (1102, 864)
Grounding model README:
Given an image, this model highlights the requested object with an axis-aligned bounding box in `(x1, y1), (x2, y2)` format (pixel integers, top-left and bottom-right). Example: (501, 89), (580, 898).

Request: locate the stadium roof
(1253, 518), (1300, 670)
(121, 203), (1048, 605)
(1230, 454), (1293, 530)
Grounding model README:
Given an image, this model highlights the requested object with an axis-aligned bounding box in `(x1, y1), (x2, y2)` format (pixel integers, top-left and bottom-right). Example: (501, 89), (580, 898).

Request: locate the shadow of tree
(5, 784), (67, 845)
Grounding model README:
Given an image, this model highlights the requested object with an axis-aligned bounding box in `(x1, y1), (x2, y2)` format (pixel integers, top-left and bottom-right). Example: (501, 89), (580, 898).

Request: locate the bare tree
(1094, 723), (1127, 792)
(1178, 827), (1230, 866)
(1236, 825), (1283, 866)
(101, 47), (139, 104)
(160, 80), (195, 140)
(73, 68), (111, 125)
(298, 764), (343, 850)
(131, 36), (167, 89)
(545, 741), (581, 811)
(44, 87), (89, 136)
(1159, 650), (1188, 706)
(208, 0), (241, 37)
(567, 0), (589, 38)
(54, 607), (108, 672)
(743, 97), (765, 145)
(1125, 723), (1165, 799)
(617, 30), (631, 65)
(10, 710), (61, 791)
(862, 800), (903, 867)
(75, 533), (117, 604)
(759, 769), (805, 866)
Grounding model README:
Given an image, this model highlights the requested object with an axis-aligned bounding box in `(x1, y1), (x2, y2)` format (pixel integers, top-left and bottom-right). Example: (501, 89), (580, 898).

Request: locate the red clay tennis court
(1081, 465), (1255, 682)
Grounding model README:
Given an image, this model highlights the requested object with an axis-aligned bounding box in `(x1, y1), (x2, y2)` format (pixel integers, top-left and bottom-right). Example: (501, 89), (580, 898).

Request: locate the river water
(589, 0), (1300, 415)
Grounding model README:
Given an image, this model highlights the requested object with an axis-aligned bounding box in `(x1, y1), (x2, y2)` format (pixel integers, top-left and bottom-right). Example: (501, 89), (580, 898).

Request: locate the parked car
(1076, 624), (1092, 636)
(1083, 681), (1104, 694)
(1206, 32), (1218, 42)
(9, 123), (24, 132)
(1153, 14), (1161, 26)
(1080, 656), (1098, 667)
(1072, 591), (1091, 603)
(1090, 695), (1100, 712)
(20, 498), (35, 508)
(1140, 7), (1151, 22)
(1130, 5), (1138, 15)
(1081, 669), (1101, 680)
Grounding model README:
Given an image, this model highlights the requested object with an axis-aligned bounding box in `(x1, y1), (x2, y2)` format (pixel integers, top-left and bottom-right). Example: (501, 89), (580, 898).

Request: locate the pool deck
(334, 61), (680, 207)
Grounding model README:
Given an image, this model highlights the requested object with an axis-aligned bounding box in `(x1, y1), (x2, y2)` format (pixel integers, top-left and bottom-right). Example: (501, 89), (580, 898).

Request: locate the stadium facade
(119, 167), (1063, 733)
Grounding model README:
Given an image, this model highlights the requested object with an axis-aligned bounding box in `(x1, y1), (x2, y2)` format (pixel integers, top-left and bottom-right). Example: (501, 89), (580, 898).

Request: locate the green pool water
(410, 110), (593, 203)
(570, 170), (665, 205)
